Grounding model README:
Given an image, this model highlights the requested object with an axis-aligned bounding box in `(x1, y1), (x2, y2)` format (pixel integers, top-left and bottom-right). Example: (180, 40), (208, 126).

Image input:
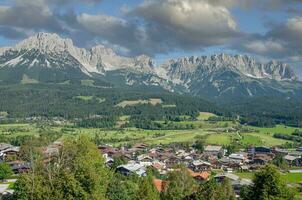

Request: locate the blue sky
(0, 0), (301, 77)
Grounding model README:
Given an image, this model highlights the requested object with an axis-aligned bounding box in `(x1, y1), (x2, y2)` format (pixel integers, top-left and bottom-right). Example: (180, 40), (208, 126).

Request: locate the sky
(0, 0), (302, 77)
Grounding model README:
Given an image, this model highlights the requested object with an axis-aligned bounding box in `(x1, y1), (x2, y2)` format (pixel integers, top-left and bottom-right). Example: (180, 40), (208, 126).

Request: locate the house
(189, 160), (212, 171)
(137, 154), (153, 162)
(247, 145), (255, 156)
(8, 160), (30, 173)
(254, 147), (271, 154)
(204, 145), (224, 157)
(284, 155), (301, 166)
(229, 153), (247, 164)
(214, 173), (239, 183)
(272, 148), (289, 156)
(215, 173), (252, 194)
(188, 169), (210, 182)
(151, 162), (166, 174)
(253, 154), (273, 165)
(116, 163), (146, 176)
(232, 179), (253, 194)
(0, 146), (20, 160)
(0, 143), (13, 152)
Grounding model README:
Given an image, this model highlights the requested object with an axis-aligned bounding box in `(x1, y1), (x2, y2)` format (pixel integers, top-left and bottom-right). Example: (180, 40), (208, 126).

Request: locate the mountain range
(0, 32), (301, 101)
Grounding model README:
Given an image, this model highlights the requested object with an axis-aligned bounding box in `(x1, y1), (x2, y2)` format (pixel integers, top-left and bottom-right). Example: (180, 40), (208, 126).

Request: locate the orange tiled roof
(188, 169), (210, 180)
(153, 179), (167, 192)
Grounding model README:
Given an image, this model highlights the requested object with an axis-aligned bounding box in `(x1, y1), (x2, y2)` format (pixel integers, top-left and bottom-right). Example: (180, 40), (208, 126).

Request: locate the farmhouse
(116, 163), (146, 177)
(204, 145), (224, 157)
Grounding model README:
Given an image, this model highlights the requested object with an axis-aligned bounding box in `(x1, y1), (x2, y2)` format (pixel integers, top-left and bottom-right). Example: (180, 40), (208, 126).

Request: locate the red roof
(188, 169), (210, 180)
(153, 179), (167, 192)
(152, 162), (164, 170)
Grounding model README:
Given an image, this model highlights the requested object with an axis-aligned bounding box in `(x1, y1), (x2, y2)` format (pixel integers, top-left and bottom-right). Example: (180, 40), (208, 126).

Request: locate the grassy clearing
(247, 125), (302, 135)
(235, 171), (302, 184)
(241, 134), (263, 146)
(162, 104), (176, 108)
(206, 134), (232, 145)
(59, 80), (70, 85)
(116, 98), (162, 108)
(74, 96), (94, 101)
(234, 172), (254, 180)
(97, 98), (106, 103)
(283, 173), (302, 184)
(197, 112), (217, 120)
(242, 132), (291, 146)
(21, 74), (39, 84)
(81, 79), (95, 87)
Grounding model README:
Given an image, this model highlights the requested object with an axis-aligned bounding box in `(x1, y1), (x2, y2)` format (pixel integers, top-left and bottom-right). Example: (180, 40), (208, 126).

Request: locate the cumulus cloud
(234, 16), (302, 62)
(0, 0), (301, 61)
(0, 0), (63, 35)
(77, 14), (145, 54)
(132, 0), (240, 54)
(74, 0), (241, 55)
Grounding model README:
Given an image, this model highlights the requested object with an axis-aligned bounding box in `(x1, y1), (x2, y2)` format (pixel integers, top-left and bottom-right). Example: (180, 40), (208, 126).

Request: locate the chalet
(189, 160), (212, 172)
(229, 153), (247, 164)
(284, 155), (301, 166)
(0, 146), (20, 160)
(137, 154), (153, 162)
(253, 154), (273, 165)
(8, 160), (30, 173)
(247, 145), (255, 156)
(232, 179), (253, 194)
(272, 148), (289, 156)
(188, 169), (210, 182)
(254, 146), (271, 154)
(0, 143), (13, 152)
(204, 145), (224, 157)
(116, 163), (146, 177)
(214, 173), (239, 183)
(214, 173), (252, 194)
(151, 162), (166, 174)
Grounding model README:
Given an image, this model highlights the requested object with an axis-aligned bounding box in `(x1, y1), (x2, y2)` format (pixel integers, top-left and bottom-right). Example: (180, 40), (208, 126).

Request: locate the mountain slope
(0, 32), (301, 101)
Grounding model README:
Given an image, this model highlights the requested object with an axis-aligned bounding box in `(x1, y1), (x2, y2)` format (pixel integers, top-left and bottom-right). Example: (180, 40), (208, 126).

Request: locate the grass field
(74, 96), (94, 101)
(0, 112), (299, 147)
(235, 171), (302, 184)
(21, 74), (39, 84)
(81, 79), (95, 87)
(247, 125), (302, 135)
(116, 98), (162, 108)
(206, 134), (232, 145)
(197, 112), (217, 120)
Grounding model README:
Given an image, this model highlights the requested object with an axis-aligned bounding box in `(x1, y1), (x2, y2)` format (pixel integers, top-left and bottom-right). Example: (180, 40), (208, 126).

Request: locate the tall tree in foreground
(137, 172), (160, 200)
(162, 166), (196, 200)
(13, 135), (110, 200)
(188, 179), (236, 200)
(240, 164), (295, 200)
(0, 163), (13, 182)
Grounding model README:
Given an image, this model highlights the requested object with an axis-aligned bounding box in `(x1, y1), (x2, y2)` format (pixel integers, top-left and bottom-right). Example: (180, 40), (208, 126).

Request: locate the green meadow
(0, 112), (301, 147)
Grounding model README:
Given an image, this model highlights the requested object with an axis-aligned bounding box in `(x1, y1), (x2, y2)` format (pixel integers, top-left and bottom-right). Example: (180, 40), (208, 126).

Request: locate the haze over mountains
(0, 33), (301, 101)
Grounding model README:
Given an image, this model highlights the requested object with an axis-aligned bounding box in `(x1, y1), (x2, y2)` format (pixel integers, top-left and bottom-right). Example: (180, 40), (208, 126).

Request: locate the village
(1, 140), (302, 197)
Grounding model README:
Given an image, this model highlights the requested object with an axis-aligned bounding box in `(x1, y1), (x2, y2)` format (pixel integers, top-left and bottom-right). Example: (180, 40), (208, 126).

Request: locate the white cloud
(244, 40), (284, 54)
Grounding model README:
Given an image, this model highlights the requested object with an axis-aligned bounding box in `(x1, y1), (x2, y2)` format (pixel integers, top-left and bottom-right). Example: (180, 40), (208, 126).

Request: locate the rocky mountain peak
(14, 32), (74, 53)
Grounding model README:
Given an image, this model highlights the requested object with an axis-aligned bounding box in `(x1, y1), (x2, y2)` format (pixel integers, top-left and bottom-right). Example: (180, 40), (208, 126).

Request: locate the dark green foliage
(137, 172), (160, 200)
(0, 163), (13, 181)
(0, 84), (223, 130)
(13, 136), (110, 200)
(188, 179), (236, 200)
(161, 166), (197, 200)
(240, 165), (296, 200)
